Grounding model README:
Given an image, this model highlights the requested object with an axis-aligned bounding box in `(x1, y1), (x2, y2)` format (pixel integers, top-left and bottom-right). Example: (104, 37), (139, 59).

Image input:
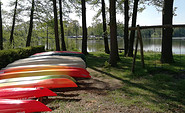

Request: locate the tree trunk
(101, 0), (110, 54)
(46, 25), (49, 50)
(0, 1), (3, 50)
(128, 0), (139, 57)
(109, 0), (120, 66)
(10, 0), (18, 45)
(124, 0), (129, 56)
(81, 0), (88, 55)
(53, 0), (60, 51)
(161, 0), (174, 63)
(59, 0), (66, 51)
(26, 0), (34, 47)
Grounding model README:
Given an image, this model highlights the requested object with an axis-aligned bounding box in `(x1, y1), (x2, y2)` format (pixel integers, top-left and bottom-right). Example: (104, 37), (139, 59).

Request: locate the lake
(47, 37), (185, 54)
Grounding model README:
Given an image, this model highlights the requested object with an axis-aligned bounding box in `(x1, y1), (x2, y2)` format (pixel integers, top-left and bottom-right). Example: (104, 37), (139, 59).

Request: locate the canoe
(0, 65), (89, 75)
(0, 99), (51, 113)
(34, 51), (83, 55)
(0, 78), (78, 89)
(6, 56), (86, 68)
(30, 51), (86, 62)
(0, 69), (91, 79)
(5, 63), (86, 69)
(0, 75), (76, 83)
(0, 87), (57, 99)
(13, 56), (84, 63)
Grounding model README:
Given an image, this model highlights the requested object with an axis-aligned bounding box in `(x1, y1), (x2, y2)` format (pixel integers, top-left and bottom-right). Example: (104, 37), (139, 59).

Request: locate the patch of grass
(152, 74), (173, 82)
(85, 52), (185, 112)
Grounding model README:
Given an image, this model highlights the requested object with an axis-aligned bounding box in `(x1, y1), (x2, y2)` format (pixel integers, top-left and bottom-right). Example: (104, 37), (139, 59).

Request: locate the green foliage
(0, 45), (45, 69)
(173, 28), (185, 37)
(88, 19), (103, 37)
(117, 21), (124, 37)
(103, 61), (111, 69)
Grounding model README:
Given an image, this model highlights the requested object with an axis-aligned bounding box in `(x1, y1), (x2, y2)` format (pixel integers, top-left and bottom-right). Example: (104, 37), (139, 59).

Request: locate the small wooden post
(137, 25), (145, 68)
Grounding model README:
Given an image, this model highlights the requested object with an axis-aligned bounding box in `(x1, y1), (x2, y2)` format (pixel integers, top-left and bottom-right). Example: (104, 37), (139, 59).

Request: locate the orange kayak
(1, 65), (89, 74)
(0, 68), (91, 79)
(0, 78), (78, 89)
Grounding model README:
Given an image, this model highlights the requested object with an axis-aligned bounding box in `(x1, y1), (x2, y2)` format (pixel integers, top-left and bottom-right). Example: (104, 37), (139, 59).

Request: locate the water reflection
(46, 37), (185, 54)
(142, 38), (185, 54)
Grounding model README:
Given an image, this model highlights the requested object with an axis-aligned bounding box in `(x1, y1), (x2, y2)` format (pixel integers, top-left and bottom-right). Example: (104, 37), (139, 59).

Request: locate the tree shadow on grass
(89, 67), (185, 106)
(56, 93), (80, 97)
(43, 97), (81, 105)
(85, 53), (185, 112)
(52, 78), (111, 96)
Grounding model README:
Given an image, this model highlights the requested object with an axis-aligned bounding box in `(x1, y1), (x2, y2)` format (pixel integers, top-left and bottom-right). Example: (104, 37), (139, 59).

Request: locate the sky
(1, 0), (185, 27)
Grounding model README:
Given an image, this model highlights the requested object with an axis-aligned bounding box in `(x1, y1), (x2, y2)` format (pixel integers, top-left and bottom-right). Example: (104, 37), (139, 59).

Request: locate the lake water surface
(47, 37), (185, 54)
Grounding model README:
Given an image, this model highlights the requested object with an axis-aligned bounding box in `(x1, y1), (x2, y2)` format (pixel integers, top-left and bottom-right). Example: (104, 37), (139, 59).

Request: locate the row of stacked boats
(0, 51), (91, 113)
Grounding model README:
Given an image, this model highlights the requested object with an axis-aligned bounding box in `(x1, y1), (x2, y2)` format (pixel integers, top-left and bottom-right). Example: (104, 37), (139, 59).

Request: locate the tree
(71, 20), (80, 47)
(117, 21), (124, 37)
(81, 0), (88, 55)
(71, 20), (80, 38)
(59, 0), (66, 51)
(161, 0), (174, 63)
(26, 0), (35, 47)
(90, 19), (103, 36)
(0, 0), (3, 50)
(53, 0), (60, 51)
(124, 0), (129, 56)
(101, 0), (110, 54)
(10, 0), (18, 46)
(109, 0), (120, 66)
(88, 0), (110, 54)
(128, 0), (139, 57)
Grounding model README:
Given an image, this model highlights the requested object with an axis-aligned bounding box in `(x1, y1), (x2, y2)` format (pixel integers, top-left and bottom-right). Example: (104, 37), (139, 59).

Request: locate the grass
(86, 52), (185, 112)
(45, 52), (185, 113)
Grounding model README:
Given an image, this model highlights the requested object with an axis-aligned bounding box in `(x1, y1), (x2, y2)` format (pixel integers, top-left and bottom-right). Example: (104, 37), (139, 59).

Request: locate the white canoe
(6, 56), (86, 69)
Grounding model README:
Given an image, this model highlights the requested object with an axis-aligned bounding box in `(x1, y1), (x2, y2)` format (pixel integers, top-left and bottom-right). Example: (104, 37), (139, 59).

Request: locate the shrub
(0, 45), (45, 69)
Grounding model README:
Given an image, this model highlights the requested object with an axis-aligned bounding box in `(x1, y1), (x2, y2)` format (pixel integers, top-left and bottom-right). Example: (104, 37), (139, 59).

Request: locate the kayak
(0, 69), (91, 79)
(12, 56), (85, 63)
(0, 87), (57, 99)
(0, 65), (89, 74)
(0, 78), (78, 89)
(0, 99), (51, 113)
(34, 51), (83, 55)
(0, 75), (76, 83)
(5, 63), (86, 69)
(30, 51), (86, 62)
(6, 56), (86, 68)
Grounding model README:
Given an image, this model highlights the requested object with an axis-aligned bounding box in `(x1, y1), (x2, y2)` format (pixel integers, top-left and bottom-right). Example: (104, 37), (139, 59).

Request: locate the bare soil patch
(43, 68), (151, 113)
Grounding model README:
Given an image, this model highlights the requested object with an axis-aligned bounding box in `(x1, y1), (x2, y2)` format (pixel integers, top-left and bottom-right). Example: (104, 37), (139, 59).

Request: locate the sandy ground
(43, 68), (151, 113)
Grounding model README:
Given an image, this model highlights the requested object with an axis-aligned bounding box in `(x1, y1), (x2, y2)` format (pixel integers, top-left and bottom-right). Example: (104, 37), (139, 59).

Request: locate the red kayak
(0, 68), (91, 79)
(0, 65), (89, 75)
(0, 78), (78, 89)
(34, 51), (83, 55)
(0, 99), (51, 113)
(0, 87), (57, 99)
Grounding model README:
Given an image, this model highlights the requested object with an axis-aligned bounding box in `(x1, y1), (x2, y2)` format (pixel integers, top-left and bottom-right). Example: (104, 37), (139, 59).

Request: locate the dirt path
(43, 68), (151, 113)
